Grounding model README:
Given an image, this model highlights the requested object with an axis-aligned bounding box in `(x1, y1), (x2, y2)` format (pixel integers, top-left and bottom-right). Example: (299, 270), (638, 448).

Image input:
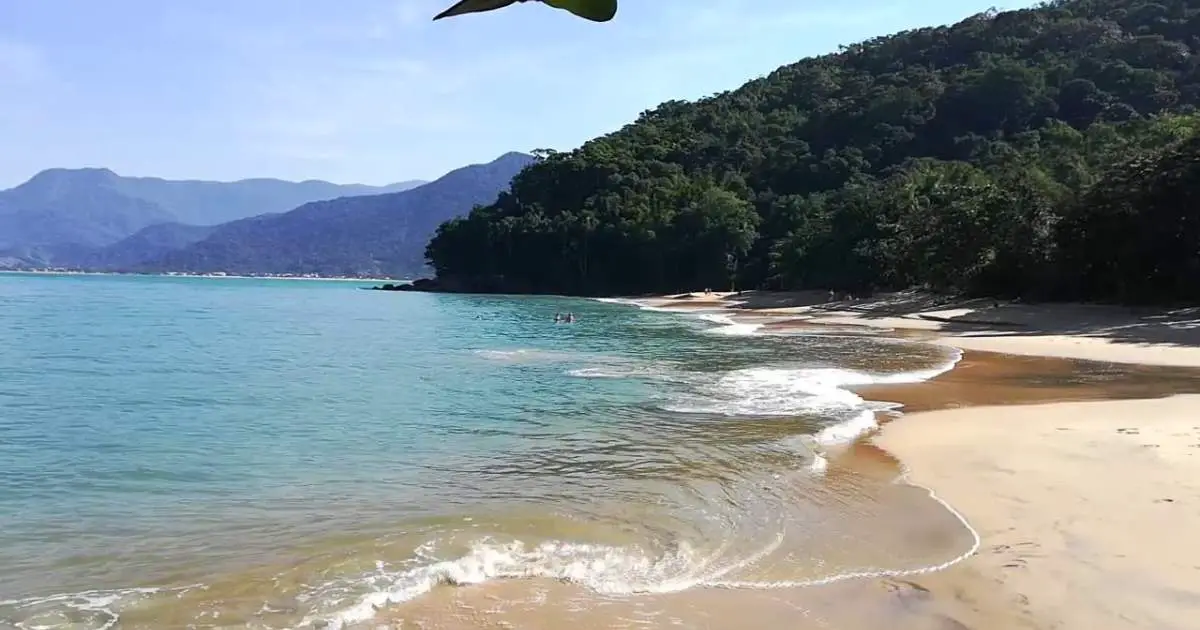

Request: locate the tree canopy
(427, 0), (1200, 303)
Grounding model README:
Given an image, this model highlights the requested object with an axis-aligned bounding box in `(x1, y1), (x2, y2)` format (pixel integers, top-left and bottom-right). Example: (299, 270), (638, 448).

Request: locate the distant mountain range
(0, 168), (425, 258)
(143, 152), (534, 278)
(0, 153), (532, 278)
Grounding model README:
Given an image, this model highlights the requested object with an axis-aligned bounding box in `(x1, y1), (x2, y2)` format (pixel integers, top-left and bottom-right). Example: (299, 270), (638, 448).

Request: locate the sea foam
(0, 585), (197, 630)
(595, 296), (962, 446)
(297, 534), (788, 629)
(661, 359), (958, 421)
(696, 313), (764, 336)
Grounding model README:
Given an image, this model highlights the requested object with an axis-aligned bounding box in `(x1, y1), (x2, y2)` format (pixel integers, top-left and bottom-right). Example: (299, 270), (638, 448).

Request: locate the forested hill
(426, 0), (1200, 303)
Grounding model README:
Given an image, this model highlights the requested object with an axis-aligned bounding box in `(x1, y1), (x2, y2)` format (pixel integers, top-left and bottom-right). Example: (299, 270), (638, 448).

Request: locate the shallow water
(0, 274), (972, 629)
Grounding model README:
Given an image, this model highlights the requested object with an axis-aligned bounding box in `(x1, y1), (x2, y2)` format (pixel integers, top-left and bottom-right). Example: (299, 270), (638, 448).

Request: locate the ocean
(0, 273), (974, 629)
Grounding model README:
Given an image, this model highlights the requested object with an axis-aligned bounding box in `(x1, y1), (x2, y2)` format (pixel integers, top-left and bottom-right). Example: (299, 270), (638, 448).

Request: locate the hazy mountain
(143, 152), (533, 278)
(70, 222), (221, 270)
(0, 172), (175, 249)
(0, 168), (426, 258)
(103, 174), (426, 225)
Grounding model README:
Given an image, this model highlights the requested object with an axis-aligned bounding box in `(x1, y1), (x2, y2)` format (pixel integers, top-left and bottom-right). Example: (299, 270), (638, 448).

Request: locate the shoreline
(625, 291), (1200, 629)
(632, 289), (1200, 367)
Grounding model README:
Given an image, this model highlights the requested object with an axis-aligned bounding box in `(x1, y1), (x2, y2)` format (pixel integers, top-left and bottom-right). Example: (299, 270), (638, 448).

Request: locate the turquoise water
(0, 273), (970, 629)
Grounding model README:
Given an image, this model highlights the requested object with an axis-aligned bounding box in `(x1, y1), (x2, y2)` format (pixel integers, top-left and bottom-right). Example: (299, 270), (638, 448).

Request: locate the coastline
(634, 289), (1200, 367)
(628, 291), (1200, 629)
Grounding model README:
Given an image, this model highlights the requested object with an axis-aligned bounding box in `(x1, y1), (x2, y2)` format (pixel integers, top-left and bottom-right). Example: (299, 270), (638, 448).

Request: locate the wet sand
(380, 575), (1029, 629)
(862, 349), (1200, 411)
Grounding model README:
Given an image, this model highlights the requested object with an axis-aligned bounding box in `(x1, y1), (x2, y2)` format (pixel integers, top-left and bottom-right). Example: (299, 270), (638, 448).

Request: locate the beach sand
(645, 290), (1200, 366)
(638, 291), (1200, 629)
(878, 397), (1200, 630)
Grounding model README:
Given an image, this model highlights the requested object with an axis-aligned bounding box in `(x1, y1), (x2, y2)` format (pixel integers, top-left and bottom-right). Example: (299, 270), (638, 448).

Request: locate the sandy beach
(641, 291), (1200, 629)
(881, 397), (1200, 629)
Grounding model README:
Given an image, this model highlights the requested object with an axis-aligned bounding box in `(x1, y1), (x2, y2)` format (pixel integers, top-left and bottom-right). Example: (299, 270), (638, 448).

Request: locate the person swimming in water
(565, 312), (576, 323)
(554, 312), (563, 323)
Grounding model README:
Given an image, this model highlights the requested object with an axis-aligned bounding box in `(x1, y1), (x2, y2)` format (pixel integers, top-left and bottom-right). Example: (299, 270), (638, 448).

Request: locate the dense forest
(426, 0), (1200, 303)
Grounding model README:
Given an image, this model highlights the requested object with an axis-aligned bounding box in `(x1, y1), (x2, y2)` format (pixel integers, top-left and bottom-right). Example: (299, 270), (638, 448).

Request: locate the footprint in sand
(992, 542), (1039, 555)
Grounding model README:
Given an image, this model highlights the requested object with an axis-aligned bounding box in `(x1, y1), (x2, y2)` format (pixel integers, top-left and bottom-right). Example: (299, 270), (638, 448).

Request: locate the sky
(0, 0), (1031, 188)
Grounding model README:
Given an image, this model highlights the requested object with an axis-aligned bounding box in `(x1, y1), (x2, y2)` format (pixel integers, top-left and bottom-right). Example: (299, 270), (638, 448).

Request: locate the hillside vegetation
(427, 0), (1200, 303)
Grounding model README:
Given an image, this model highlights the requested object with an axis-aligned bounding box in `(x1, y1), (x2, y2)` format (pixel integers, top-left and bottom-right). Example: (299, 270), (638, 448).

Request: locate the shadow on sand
(693, 290), (1200, 350)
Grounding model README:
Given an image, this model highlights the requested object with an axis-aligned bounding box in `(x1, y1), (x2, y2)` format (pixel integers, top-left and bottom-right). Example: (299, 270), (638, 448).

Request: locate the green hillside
(426, 0), (1200, 303)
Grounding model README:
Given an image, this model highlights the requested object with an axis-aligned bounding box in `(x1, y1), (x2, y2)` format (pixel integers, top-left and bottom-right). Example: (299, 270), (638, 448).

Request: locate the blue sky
(0, 0), (1030, 188)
